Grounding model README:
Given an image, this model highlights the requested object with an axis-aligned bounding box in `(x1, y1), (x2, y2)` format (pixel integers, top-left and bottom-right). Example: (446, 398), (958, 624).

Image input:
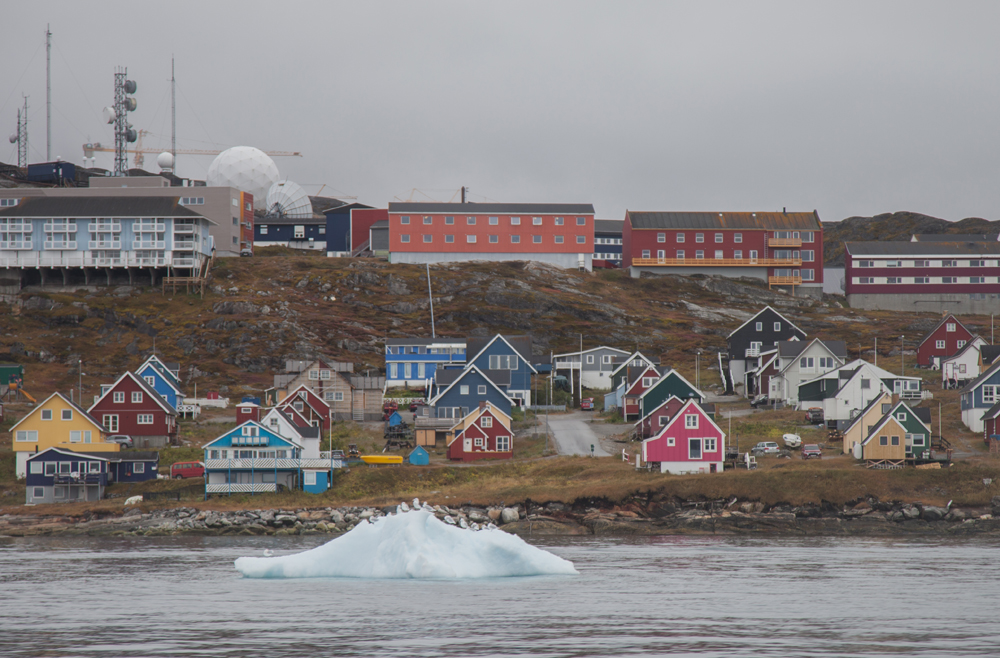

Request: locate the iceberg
(234, 509), (578, 579)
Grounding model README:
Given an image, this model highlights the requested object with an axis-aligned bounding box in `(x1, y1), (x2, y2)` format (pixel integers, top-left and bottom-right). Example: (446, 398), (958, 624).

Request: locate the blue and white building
(136, 355), (183, 409)
(25, 447), (109, 504)
(203, 420), (343, 496)
(385, 337), (467, 389)
(0, 196), (215, 288)
(427, 366), (514, 419)
(593, 219), (624, 266)
(465, 335), (536, 406)
(961, 359), (1000, 433)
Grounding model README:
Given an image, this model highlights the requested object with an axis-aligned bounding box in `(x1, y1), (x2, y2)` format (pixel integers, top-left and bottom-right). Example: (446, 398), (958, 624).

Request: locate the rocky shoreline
(4, 496), (1000, 538)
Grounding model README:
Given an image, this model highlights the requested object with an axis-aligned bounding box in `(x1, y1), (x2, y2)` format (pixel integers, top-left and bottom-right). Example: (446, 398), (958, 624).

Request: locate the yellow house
(860, 415), (909, 464)
(12, 392), (117, 478)
(841, 392), (893, 456)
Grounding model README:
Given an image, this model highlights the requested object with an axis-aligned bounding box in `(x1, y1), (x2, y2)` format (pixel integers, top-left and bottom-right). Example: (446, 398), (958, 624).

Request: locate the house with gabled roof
(858, 401), (932, 464)
(89, 372), (178, 447)
(941, 336), (988, 389)
(726, 306), (807, 396)
(447, 402), (513, 462)
(553, 345), (630, 391)
(637, 367), (705, 424)
(620, 364), (663, 421)
(465, 334), (536, 406)
(636, 395), (686, 440)
(961, 358), (1000, 433)
(25, 447), (109, 504)
(276, 384), (331, 431)
(609, 351), (656, 391)
(798, 360), (922, 429)
(641, 399), (726, 474)
(748, 348), (779, 401)
(12, 391), (116, 478)
(841, 391), (894, 455)
(769, 339), (847, 406)
(428, 365), (514, 420)
(981, 346), (1000, 371)
(917, 314), (974, 367)
(136, 356), (184, 410)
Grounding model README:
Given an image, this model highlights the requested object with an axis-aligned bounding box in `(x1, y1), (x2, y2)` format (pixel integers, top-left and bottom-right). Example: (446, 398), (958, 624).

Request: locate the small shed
(408, 446), (430, 466)
(387, 410), (404, 427)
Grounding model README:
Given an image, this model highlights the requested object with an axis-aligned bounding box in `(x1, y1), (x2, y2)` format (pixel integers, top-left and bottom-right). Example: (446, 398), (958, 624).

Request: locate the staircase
(352, 408), (364, 422)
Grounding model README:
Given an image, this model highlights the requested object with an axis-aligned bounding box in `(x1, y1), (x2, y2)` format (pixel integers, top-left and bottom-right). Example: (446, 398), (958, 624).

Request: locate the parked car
(801, 444), (823, 459)
(170, 461), (205, 479)
(329, 450), (346, 460)
(805, 408), (824, 424)
(581, 397), (595, 411)
(750, 441), (781, 456)
(106, 434), (134, 448)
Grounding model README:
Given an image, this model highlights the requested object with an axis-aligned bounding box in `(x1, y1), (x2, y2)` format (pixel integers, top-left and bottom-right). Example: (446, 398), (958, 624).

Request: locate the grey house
(553, 346), (631, 391)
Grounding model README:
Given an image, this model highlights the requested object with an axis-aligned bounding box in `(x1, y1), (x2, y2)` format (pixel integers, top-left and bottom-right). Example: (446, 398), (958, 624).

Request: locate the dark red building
(277, 385), (331, 431)
(916, 314), (974, 367)
(89, 372), (178, 448)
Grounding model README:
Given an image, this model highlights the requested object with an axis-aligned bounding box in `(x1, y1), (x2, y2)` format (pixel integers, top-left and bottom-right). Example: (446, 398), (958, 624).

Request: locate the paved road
(547, 411), (612, 456)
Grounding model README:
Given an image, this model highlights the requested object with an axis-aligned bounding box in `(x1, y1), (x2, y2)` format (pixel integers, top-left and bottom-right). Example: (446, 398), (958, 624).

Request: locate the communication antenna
(170, 56), (176, 174)
(9, 96), (28, 168)
(45, 25), (51, 162)
(111, 67), (138, 176)
(265, 180), (312, 218)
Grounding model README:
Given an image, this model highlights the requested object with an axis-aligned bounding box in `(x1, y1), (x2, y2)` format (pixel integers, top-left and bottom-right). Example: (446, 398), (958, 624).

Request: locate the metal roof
(594, 219), (623, 235)
(388, 203), (595, 215)
(628, 211), (820, 231)
(777, 339), (847, 359)
(0, 196), (213, 221)
(467, 335), (533, 364)
(386, 337), (466, 346)
(912, 233), (999, 242)
(846, 241), (1000, 256)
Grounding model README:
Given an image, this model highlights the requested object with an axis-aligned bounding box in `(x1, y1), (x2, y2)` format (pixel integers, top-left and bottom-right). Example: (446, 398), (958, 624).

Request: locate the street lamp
(78, 359), (83, 405)
(900, 335), (905, 376)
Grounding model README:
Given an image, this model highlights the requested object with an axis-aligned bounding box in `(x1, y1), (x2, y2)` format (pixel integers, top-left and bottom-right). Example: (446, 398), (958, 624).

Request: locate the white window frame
(137, 414), (154, 424)
(685, 414), (698, 429)
(481, 416), (493, 428)
(478, 385), (487, 395)
(936, 340), (946, 349)
(104, 415), (119, 433)
(460, 385), (469, 395)
(41, 409), (52, 421)
(496, 435), (511, 451)
(467, 235), (477, 244)
(16, 430), (38, 442)
(132, 391), (143, 403)
(704, 437), (717, 452)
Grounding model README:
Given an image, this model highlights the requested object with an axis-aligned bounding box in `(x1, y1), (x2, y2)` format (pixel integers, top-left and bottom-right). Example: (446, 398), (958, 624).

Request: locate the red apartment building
(623, 211), (824, 298)
(387, 202), (595, 271)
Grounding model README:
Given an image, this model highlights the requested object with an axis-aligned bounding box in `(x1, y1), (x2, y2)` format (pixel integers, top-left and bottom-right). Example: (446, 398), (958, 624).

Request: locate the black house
(726, 306), (806, 395)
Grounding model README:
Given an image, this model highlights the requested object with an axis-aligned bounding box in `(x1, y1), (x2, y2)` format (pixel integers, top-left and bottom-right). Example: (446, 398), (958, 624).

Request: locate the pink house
(622, 365), (661, 421)
(641, 399), (725, 474)
(636, 395), (685, 439)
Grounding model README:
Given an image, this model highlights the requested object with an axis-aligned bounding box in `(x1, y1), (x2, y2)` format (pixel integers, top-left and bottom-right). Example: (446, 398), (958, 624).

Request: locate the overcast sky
(4, 1), (999, 221)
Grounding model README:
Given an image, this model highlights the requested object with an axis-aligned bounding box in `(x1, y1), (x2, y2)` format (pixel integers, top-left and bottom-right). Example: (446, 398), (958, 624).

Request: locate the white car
(750, 441), (781, 456)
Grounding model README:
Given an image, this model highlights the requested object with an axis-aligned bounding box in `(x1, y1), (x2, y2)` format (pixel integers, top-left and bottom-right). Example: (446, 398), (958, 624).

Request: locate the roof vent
(783, 207), (787, 214)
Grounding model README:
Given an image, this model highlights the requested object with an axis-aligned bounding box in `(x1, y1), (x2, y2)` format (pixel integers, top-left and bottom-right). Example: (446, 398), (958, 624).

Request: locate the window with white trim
(423, 216), (433, 225)
(132, 391), (143, 403)
(774, 322), (781, 331)
(423, 234), (433, 243)
(15, 430), (37, 442)
(695, 233), (704, 243)
(104, 415), (119, 433)
(555, 235), (564, 244)
(533, 235), (542, 244)
(946, 323), (956, 332)
(41, 409), (52, 421)
(400, 216), (410, 224)
(134, 462), (145, 474)
(510, 234), (520, 244)
(555, 217), (564, 226)
(474, 437), (484, 447)
(467, 235), (477, 243)
(677, 233), (685, 243)
(704, 437), (717, 452)
(401, 234), (410, 243)
(576, 217), (586, 226)
(936, 340), (945, 349)
(983, 385), (996, 404)
(510, 217), (520, 225)
(756, 322), (762, 331)
(445, 234), (455, 243)
(460, 385), (469, 395)
(478, 385), (487, 395)
(715, 233), (723, 243)
(657, 233), (666, 243)
(30, 462), (43, 474)
(734, 233), (742, 243)
(62, 409), (73, 420)
(642, 250), (650, 258)
(586, 354), (595, 364)
(533, 217), (542, 225)
(685, 414), (698, 429)
(137, 414), (154, 424)
(496, 435), (510, 451)
(481, 416), (493, 428)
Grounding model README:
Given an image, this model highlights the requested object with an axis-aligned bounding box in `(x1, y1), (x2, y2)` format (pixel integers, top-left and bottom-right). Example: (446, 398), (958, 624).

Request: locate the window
(137, 414), (154, 424)
(510, 217), (520, 225)
(695, 250), (704, 259)
(62, 409), (73, 420)
(704, 437), (717, 452)
(896, 412), (907, 421)
(676, 250), (685, 259)
(533, 217), (542, 225)
(689, 438), (702, 460)
(481, 416), (493, 428)
(715, 233), (723, 243)
(489, 216), (499, 225)
(802, 250), (814, 262)
(657, 250), (665, 259)
(958, 340), (967, 349)
(659, 416), (671, 427)
(576, 236), (585, 244)
(104, 415), (118, 433)
(861, 378), (871, 389)
(293, 226), (305, 239)
(642, 250), (650, 258)
(467, 216), (476, 225)
(488, 235), (499, 244)
(43, 462), (56, 475)
(144, 376), (155, 387)
(490, 355), (517, 370)
(774, 322), (781, 331)
(29, 462), (43, 474)
(460, 385), (469, 395)
(467, 235), (477, 243)
(715, 250), (723, 259)
(555, 235), (564, 244)
(858, 260), (873, 268)
(983, 385), (996, 404)
(755, 322), (763, 331)
(403, 363), (412, 379)
(942, 277), (956, 284)
(910, 434), (926, 446)
(657, 233), (666, 243)
(801, 231), (814, 242)
(259, 225), (268, 235)
(936, 340), (946, 349)
(401, 234), (410, 243)
(749, 250), (758, 260)
(400, 216), (410, 224)
(0, 198), (18, 207)
(677, 233), (685, 243)
(576, 217), (586, 226)
(880, 435), (888, 446)
(555, 217), (564, 226)
(132, 391), (143, 403)
(445, 216), (455, 225)
(533, 235), (542, 244)
(496, 436), (511, 451)
(887, 277), (902, 284)
(734, 233), (742, 243)
(891, 436), (900, 446)
(819, 357), (835, 369)
(423, 234), (432, 243)
(642, 377), (654, 387)
(439, 234), (452, 244)
(511, 235), (520, 244)
(943, 260), (957, 267)
(886, 260), (901, 268)
(667, 437), (675, 446)
(802, 269), (815, 281)
(423, 216), (433, 225)
(734, 250), (742, 259)
(133, 462), (145, 474)
(859, 277), (874, 284)
(946, 323), (956, 332)
(15, 430), (38, 442)
(800, 357), (814, 370)
(971, 277), (986, 284)
(41, 409), (52, 421)
(685, 414), (698, 429)
(695, 233), (704, 243)
(478, 385), (487, 395)
(474, 437), (484, 448)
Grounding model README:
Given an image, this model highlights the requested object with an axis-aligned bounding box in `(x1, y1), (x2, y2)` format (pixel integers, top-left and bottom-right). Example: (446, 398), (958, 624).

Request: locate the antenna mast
(112, 67), (138, 176)
(171, 56), (176, 173)
(14, 96), (28, 168)
(46, 25), (51, 162)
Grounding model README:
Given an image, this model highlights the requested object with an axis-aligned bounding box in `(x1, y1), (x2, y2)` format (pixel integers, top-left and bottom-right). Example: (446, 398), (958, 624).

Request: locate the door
(463, 438), (472, 452)
(689, 438), (702, 460)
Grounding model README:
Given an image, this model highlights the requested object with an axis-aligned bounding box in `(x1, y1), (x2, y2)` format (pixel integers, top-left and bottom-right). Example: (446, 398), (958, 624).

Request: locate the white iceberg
(234, 509), (578, 579)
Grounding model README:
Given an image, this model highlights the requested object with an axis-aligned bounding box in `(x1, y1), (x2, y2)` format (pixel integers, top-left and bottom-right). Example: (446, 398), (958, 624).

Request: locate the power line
(0, 42), (42, 117)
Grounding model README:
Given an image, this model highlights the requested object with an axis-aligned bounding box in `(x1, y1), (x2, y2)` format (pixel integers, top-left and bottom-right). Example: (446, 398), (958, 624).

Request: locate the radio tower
(112, 68), (137, 176)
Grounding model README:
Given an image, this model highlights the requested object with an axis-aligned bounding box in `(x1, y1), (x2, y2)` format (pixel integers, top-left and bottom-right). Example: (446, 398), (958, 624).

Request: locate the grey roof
(297, 426), (321, 440)
(467, 335), (532, 363)
(843, 393), (891, 435)
(481, 369), (511, 387)
(982, 346), (1000, 367)
(386, 337), (466, 346)
(913, 234), (999, 242)
(961, 358), (1000, 395)
(258, 215), (325, 225)
(80, 450), (159, 462)
(980, 399), (1000, 422)
(846, 241), (1000, 256)
(778, 339), (847, 359)
(913, 407), (932, 424)
(628, 211), (820, 231)
(0, 196), (214, 222)
(594, 219), (623, 235)
(434, 369), (464, 387)
(388, 203), (595, 215)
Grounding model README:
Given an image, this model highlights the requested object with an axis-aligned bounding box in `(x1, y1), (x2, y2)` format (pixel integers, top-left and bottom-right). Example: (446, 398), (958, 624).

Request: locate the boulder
(500, 507), (519, 524)
(921, 506), (947, 522)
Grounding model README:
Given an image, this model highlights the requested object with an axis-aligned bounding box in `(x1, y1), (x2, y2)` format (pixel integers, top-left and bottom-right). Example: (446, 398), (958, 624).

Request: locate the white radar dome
(156, 152), (175, 171)
(206, 146), (279, 203)
(266, 180), (312, 219)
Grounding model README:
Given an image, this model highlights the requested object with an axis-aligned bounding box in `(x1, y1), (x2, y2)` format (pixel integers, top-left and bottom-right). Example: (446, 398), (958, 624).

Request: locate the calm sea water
(2, 534), (998, 657)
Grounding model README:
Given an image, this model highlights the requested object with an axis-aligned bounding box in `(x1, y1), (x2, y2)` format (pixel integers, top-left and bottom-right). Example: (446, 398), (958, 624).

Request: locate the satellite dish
(102, 107), (116, 124)
(156, 152), (174, 171)
(8, 133), (17, 144)
(126, 128), (137, 143)
(265, 180), (312, 219)
(124, 80), (137, 94)
(126, 97), (137, 112)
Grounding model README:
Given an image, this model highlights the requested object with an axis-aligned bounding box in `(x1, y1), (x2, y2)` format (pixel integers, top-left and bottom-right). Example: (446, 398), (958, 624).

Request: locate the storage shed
(408, 446), (430, 466)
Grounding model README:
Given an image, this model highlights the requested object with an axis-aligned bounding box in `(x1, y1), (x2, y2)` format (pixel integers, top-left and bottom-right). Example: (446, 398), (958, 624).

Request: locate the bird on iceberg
(263, 549), (274, 557)
(443, 515), (456, 525)
(398, 501), (410, 513)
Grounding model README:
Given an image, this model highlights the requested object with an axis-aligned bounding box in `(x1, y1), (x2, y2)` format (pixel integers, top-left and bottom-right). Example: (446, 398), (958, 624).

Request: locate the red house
(622, 365), (661, 421)
(916, 314), (974, 367)
(636, 395), (685, 439)
(641, 399), (726, 474)
(277, 386), (331, 431)
(235, 402), (261, 423)
(447, 402), (513, 462)
(89, 372), (178, 448)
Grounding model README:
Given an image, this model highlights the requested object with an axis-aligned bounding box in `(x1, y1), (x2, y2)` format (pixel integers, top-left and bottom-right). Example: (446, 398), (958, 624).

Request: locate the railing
(171, 258), (195, 268)
(0, 252), (202, 268)
(53, 473), (105, 484)
(745, 347), (760, 357)
(88, 222), (122, 233)
(0, 241), (33, 250)
(43, 222), (77, 233)
(206, 483), (277, 494)
(133, 240), (166, 250)
(769, 275), (802, 286)
(133, 223), (166, 233)
(204, 458), (301, 470)
(44, 240), (77, 250)
(1, 223), (32, 233)
(900, 390), (922, 400)
(89, 241), (122, 250)
(173, 241), (195, 251)
(173, 224), (196, 234)
(633, 257), (801, 267)
(768, 237), (802, 247)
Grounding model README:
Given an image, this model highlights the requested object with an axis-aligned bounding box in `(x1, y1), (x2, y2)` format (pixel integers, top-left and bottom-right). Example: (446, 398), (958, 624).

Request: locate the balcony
(133, 223), (167, 233)
(206, 483), (278, 494)
(86, 255), (125, 267)
(0, 241), (33, 250)
(745, 347), (760, 357)
(172, 258), (195, 268)
(172, 241), (195, 251)
(769, 275), (802, 287)
(133, 240), (166, 250)
(130, 256), (166, 267)
(1, 222), (32, 233)
(632, 257), (802, 267)
(54, 473), (105, 485)
(43, 222), (77, 233)
(88, 222), (122, 233)
(768, 236), (802, 248)
(205, 458), (301, 470)
(44, 240), (77, 250)
(173, 224), (196, 234)
(88, 240), (122, 250)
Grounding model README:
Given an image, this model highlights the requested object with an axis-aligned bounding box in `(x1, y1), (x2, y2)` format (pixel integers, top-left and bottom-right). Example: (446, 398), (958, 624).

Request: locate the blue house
(961, 359), (1000, 433)
(203, 421), (341, 496)
(136, 355), (183, 409)
(105, 451), (160, 483)
(385, 337), (467, 388)
(322, 202), (373, 256)
(428, 366), (514, 419)
(25, 447), (108, 504)
(465, 335), (537, 406)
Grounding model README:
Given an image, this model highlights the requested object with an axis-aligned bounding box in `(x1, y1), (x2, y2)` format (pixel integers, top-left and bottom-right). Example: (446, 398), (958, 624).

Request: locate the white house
(942, 336), (988, 389)
(768, 339), (847, 407)
(798, 360), (923, 429)
(553, 346), (630, 391)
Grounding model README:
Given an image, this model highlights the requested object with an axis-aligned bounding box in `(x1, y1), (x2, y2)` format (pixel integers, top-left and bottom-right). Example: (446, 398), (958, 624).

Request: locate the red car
(801, 444), (823, 459)
(581, 398), (595, 411)
(170, 461), (205, 479)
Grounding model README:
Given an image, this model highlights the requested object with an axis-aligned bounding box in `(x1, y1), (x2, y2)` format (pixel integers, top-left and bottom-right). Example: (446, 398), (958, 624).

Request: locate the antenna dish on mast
(8, 133), (17, 144)
(103, 107), (116, 124)
(265, 180), (312, 218)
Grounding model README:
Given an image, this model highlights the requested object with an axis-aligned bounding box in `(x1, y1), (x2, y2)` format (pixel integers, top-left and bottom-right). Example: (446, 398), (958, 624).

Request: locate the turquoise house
(408, 446), (430, 465)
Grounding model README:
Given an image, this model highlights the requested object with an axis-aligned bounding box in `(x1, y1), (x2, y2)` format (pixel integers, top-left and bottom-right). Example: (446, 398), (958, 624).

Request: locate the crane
(82, 130), (302, 168)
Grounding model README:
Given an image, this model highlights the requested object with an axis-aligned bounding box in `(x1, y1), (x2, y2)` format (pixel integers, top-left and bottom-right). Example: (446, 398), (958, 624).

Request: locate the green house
(638, 368), (704, 420)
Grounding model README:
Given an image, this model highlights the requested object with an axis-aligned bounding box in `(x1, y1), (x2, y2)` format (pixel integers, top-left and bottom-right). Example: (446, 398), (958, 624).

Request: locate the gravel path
(547, 411), (612, 456)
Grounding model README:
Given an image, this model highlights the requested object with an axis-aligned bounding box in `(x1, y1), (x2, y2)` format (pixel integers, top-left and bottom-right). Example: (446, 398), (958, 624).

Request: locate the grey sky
(4, 1), (999, 222)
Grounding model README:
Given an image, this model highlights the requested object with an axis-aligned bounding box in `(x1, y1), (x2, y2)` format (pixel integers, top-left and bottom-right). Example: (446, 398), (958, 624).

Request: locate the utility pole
(874, 337), (878, 367)
(46, 24), (51, 161)
(426, 263), (435, 338)
(461, 186), (466, 203)
(78, 359), (82, 405)
(900, 335), (905, 376)
(171, 56), (176, 173)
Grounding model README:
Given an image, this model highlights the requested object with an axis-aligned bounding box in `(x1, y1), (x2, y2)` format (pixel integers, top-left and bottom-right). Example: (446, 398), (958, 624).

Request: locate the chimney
(892, 393), (900, 405)
(782, 207), (787, 214)
(479, 400), (486, 409)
